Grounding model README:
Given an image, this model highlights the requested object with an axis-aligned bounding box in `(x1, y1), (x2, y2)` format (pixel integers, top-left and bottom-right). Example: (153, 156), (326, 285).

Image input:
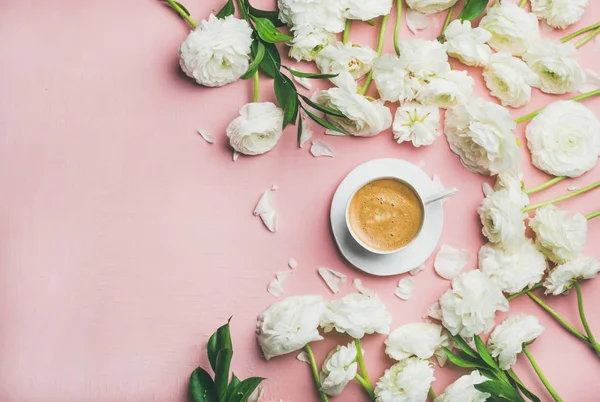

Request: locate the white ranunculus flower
(320, 342), (359, 396)
(315, 42), (378, 86)
(385, 322), (449, 361)
(256, 295), (326, 360)
(544, 256), (600, 295)
(439, 270), (509, 338)
(417, 70), (474, 109)
(392, 103), (440, 147)
(341, 0), (393, 21)
(289, 25), (336, 62)
(478, 187), (527, 251)
(226, 102), (284, 156)
(529, 205), (588, 264)
(494, 170), (529, 206)
(373, 54), (421, 103)
(443, 20), (493, 67)
(375, 358), (435, 402)
(526, 100), (600, 177)
(179, 14), (253, 87)
(445, 99), (520, 176)
(487, 314), (544, 370)
(530, 0), (589, 29)
(523, 39), (586, 95)
(315, 73), (392, 137)
(321, 293), (392, 338)
(406, 0), (459, 15)
(398, 39), (451, 80)
(483, 52), (540, 108)
(480, 2), (539, 56)
(479, 240), (547, 295)
(278, 0), (345, 33)
(434, 370), (490, 402)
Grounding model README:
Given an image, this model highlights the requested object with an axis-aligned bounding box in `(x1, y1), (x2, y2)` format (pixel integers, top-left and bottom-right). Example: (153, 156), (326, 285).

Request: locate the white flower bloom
(479, 240), (547, 295)
(530, 0), (589, 29)
(375, 358), (435, 402)
(434, 370), (490, 402)
(278, 0), (345, 33)
(341, 0), (393, 21)
(226, 102), (284, 156)
(392, 103), (440, 147)
(440, 270), (509, 338)
(526, 100), (600, 177)
(179, 14), (253, 87)
(289, 25), (336, 62)
(373, 54), (421, 103)
(487, 314), (544, 370)
(483, 52), (540, 108)
(443, 20), (492, 67)
(385, 322), (449, 361)
(523, 39), (586, 94)
(529, 205), (588, 264)
(315, 42), (378, 86)
(320, 342), (359, 396)
(398, 39), (451, 80)
(406, 0), (459, 15)
(478, 187), (527, 251)
(256, 295), (326, 360)
(494, 170), (529, 206)
(544, 256), (600, 295)
(417, 70), (474, 109)
(480, 2), (539, 56)
(321, 293), (392, 338)
(445, 99), (520, 176)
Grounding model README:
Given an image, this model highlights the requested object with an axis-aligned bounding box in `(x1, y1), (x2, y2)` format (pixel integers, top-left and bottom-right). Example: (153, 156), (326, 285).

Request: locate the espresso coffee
(348, 178), (423, 252)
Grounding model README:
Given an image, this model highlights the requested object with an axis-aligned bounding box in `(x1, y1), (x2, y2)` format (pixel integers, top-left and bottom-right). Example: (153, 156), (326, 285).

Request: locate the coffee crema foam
(348, 178), (423, 252)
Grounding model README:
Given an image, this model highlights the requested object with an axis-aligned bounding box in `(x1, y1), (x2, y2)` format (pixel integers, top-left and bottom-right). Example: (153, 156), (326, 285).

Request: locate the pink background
(1, 1), (599, 401)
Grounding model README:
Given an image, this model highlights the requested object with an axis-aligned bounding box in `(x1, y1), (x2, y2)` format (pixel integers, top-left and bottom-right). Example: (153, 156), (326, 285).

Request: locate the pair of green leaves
(189, 320), (264, 402)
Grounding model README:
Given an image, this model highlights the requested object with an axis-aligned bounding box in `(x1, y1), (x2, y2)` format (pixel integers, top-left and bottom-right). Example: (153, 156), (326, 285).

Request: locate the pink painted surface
(0, 1), (599, 401)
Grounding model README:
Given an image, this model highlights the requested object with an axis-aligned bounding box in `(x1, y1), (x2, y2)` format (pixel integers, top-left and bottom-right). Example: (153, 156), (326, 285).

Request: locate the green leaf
(458, 0), (489, 21)
(259, 42), (281, 78)
(207, 320), (233, 373)
(227, 377), (265, 402)
(225, 374), (241, 401)
(474, 335), (501, 371)
(282, 66), (338, 79)
(215, 348), (233, 400)
(241, 40), (265, 80)
(506, 370), (540, 402)
(452, 335), (479, 359)
(189, 367), (218, 402)
(274, 74), (298, 128)
(301, 106), (345, 135)
(475, 380), (526, 402)
(297, 111), (303, 147)
(251, 16), (293, 43)
(298, 94), (345, 117)
(443, 347), (488, 370)
(247, 1), (285, 27)
(215, 0), (235, 19)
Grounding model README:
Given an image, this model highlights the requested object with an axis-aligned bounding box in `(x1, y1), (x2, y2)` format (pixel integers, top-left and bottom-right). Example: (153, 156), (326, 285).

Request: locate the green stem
(358, 14), (389, 95)
(522, 346), (563, 402)
(522, 181), (600, 212)
(574, 282), (600, 355)
(343, 20), (351, 44)
(354, 374), (375, 400)
(507, 283), (543, 301)
(526, 292), (591, 344)
(439, 4), (454, 41)
(428, 386), (436, 400)
(394, 0), (403, 56)
(507, 369), (538, 402)
(514, 89), (600, 124)
(354, 339), (373, 389)
(576, 27), (600, 49)
(524, 177), (566, 195)
(561, 22), (600, 43)
(164, 0), (198, 28)
(304, 344), (330, 402)
(252, 71), (259, 102)
(587, 211), (600, 220)
(519, 0), (528, 7)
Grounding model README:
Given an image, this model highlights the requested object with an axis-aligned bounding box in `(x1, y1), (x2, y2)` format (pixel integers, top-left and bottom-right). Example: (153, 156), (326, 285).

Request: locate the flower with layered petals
(321, 342), (359, 396)
(375, 358), (435, 402)
(483, 52), (540, 108)
(487, 314), (544, 370)
(341, 0), (393, 20)
(494, 170), (529, 206)
(530, 0), (589, 29)
(373, 54), (421, 103)
(434, 370), (490, 402)
(443, 20), (492, 67)
(227, 102), (284, 156)
(385, 322), (449, 361)
(398, 39), (451, 80)
(278, 0), (345, 33)
(417, 70), (474, 109)
(321, 293), (392, 338)
(480, 2), (539, 56)
(478, 187), (527, 250)
(289, 25), (336, 62)
(392, 103), (440, 147)
(315, 42), (377, 85)
(544, 256), (600, 295)
(406, 0), (459, 15)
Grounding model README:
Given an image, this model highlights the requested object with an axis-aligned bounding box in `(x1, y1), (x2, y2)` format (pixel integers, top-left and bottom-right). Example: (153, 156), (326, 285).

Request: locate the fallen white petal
(248, 385), (264, 402)
(426, 301), (442, 320)
(395, 277), (414, 300)
(197, 129), (214, 144)
(406, 9), (429, 35)
(580, 69), (600, 93)
(299, 111), (314, 148)
(318, 267), (347, 294)
(260, 210), (277, 233)
(288, 258), (298, 269)
(353, 278), (375, 296)
(567, 186), (579, 191)
(434, 245), (470, 280)
(233, 151), (240, 161)
(293, 75), (313, 90)
(325, 129), (346, 136)
(541, 20), (554, 33)
(296, 351), (310, 364)
(482, 182), (493, 196)
(271, 184), (278, 191)
(254, 191), (274, 216)
(310, 140), (335, 157)
(409, 263), (425, 276)
(276, 270), (293, 282)
(267, 278), (284, 297)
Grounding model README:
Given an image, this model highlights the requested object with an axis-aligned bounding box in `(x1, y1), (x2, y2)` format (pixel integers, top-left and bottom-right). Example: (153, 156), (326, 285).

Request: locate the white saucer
(330, 158), (444, 276)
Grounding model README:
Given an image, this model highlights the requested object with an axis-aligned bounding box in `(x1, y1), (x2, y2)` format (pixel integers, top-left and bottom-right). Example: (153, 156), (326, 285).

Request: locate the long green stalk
(561, 22), (600, 43)
(164, 0), (198, 28)
(574, 282), (600, 355)
(519, 0), (528, 7)
(304, 344), (330, 402)
(524, 177), (566, 195)
(358, 14), (389, 95)
(514, 89), (600, 124)
(438, 5), (455, 41)
(343, 20), (351, 44)
(587, 211), (600, 220)
(355, 374), (375, 400)
(576, 27), (600, 49)
(522, 181), (600, 213)
(252, 71), (259, 102)
(394, 0), (403, 56)
(523, 346), (563, 402)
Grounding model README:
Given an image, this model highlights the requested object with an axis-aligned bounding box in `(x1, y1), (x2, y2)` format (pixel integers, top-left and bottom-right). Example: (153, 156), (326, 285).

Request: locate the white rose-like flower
(544, 256), (600, 295)
(480, 2), (539, 56)
(434, 370), (490, 402)
(321, 293), (392, 338)
(320, 342), (359, 396)
(494, 170), (529, 206)
(398, 39), (451, 80)
(373, 54), (421, 103)
(341, 0), (393, 21)
(443, 20), (492, 67)
(478, 188), (527, 250)
(289, 25), (336, 62)
(256, 295), (326, 360)
(529, 205), (588, 264)
(392, 103), (440, 147)
(526, 100), (600, 177)
(417, 70), (474, 109)
(439, 270), (509, 338)
(278, 0), (345, 33)
(445, 99), (520, 176)
(226, 102), (284, 156)
(375, 358), (435, 402)
(530, 0), (589, 29)
(483, 52), (540, 108)
(406, 0), (459, 15)
(179, 14), (253, 87)
(316, 42), (378, 86)
(523, 39), (585, 95)
(479, 240), (547, 295)
(487, 314), (544, 370)
(385, 322), (449, 361)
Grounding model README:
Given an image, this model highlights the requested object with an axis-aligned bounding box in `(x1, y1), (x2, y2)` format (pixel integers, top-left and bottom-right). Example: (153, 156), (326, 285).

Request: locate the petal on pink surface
(310, 140), (335, 157)
(406, 9), (429, 35)
(434, 244), (470, 280)
(318, 267), (347, 293)
(197, 129), (214, 144)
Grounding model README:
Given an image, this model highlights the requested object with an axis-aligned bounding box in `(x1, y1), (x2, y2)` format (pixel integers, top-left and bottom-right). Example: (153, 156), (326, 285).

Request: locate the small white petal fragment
(434, 244), (470, 280)
(395, 277), (414, 300)
(353, 278), (375, 296)
(426, 301), (443, 320)
(318, 267), (348, 294)
(276, 270), (293, 282)
(299, 111), (314, 148)
(260, 210), (277, 233)
(267, 278), (284, 297)
(271, 184), (278, 191)
(197, 129), (214, 143)
(580, 70), (600, 93)
(482, 182), (493, 196)
(325, 128), (346, 136)
(233, 151), (240, 161)
(567, 186), (579, 192)
(406, 9), (429, 35)
(247, 385), (264, 402)
(409, 263), (426, 276)
(310, 140), (335, 157)
(296, 351), (310, 364)
(254, 191), (274, 216)
(288, 258), (298, 269)
(293, 75), (313, 90)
